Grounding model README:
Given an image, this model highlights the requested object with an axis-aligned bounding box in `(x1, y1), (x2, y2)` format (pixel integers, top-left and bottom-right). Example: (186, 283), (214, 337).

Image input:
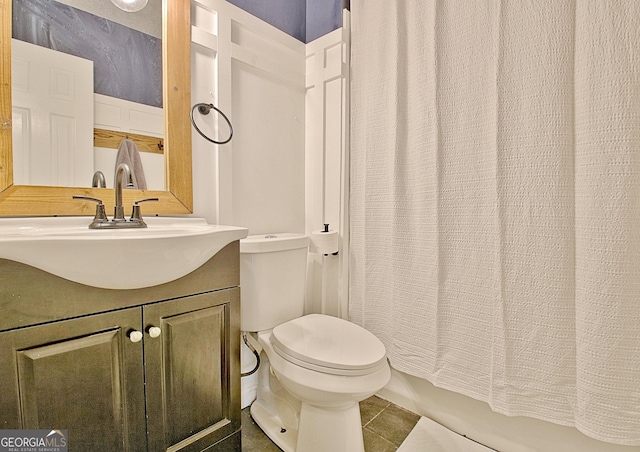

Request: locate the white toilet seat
(254, 315), (392, 452)
(257, 329), (391, 406)
(270, 314), (388, 376)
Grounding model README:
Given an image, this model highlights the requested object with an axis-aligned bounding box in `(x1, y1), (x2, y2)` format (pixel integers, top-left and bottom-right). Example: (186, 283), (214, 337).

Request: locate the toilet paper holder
(312, 223), (339, 256)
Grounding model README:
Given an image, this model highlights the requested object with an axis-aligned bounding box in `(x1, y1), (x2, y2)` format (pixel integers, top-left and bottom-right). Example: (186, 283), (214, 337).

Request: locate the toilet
(240, 233), (391, 452)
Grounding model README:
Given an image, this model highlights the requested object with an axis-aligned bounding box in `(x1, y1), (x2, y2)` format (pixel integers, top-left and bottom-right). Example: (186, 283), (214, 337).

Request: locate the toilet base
(251, 399), (298, 452)
(251, 398), (365, 452)
(296, 401), (365, 452)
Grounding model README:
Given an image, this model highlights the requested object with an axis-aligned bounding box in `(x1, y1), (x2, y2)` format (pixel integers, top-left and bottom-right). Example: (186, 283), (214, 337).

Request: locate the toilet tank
(240, 233), (309, 332)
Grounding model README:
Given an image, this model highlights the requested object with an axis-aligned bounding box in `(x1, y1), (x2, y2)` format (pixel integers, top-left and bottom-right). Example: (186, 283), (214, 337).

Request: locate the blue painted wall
(227, 0), (344, 43)
(306, 0), (341, 42)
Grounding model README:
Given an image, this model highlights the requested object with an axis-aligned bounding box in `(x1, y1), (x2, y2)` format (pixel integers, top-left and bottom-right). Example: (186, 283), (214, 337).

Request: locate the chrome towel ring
(190, 102), (234, 144)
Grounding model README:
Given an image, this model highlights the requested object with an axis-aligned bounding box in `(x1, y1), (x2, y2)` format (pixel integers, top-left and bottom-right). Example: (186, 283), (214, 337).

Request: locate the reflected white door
(12, 39), (93, 187)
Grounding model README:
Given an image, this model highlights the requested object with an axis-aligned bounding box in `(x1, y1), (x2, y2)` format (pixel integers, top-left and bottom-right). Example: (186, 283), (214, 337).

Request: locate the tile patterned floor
(241, 395), (420, 451)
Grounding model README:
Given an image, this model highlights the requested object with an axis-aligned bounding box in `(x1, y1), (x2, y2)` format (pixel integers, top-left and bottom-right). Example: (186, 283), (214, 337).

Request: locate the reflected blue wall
(227, 0), (344, 43)
(13, 0), (162, 108)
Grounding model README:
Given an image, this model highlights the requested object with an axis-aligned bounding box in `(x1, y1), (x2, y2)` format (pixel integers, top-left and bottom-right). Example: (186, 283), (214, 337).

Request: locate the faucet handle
(130, 198), (159, 225)
(134, 197), (160, 205)
(72, 195), (109, 226)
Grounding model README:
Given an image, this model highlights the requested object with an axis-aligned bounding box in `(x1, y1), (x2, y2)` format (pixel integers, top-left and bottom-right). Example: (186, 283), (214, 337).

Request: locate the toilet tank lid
(240, 233), (309, 254)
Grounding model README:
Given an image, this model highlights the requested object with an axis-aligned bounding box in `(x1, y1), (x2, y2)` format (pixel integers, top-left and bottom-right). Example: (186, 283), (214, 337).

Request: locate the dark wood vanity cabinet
(0, 307), (148, 451)
(145, 290), (239, 452)
(0, 242), (242, 452)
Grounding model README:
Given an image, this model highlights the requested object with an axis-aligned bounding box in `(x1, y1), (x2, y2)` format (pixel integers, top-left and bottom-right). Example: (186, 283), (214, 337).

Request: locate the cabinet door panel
(0, 309), (146, 452)
(17, 330), (123, 445)
(144, 289), (240, 452)
(163, 305), (225, 440)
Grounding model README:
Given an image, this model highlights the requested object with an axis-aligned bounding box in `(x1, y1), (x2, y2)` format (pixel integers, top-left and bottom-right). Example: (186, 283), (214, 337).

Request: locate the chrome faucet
(113, 163), (132, 222)
(72, 163), (158, 229)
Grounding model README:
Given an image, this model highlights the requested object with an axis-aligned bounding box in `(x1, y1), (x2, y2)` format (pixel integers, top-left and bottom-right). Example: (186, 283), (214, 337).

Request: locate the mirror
(0, 0), (192, 216)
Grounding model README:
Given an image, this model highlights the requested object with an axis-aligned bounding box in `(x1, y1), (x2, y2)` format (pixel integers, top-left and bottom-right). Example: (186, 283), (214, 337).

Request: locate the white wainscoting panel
(192, 0), (306, 235)
(305, 14), (350, 318)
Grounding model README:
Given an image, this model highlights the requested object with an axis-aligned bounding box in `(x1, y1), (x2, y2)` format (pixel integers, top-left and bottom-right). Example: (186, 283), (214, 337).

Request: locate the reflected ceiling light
(111, 0), (148, 13)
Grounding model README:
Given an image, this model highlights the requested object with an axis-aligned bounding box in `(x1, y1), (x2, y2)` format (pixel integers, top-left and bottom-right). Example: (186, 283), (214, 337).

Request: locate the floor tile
(360, 395), (392, 425)
(365, 403), (420, 447)
(363, 426), (399, 452)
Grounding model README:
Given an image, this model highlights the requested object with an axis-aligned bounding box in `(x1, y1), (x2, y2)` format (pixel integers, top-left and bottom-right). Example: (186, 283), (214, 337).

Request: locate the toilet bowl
(240, 234), (391, 452)
(251, 315), (390, 452)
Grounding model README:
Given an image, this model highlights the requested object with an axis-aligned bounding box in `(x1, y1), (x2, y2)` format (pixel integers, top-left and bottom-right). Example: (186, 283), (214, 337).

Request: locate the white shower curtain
(349, 0), (640, 446)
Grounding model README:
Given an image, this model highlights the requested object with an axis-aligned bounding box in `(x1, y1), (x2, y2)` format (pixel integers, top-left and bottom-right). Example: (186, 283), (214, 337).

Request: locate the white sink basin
(0, 217), (248, 289)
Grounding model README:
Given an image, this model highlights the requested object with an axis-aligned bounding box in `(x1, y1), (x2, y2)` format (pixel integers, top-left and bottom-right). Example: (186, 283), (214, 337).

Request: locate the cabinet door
(0, 308), (147, 451)
(144, 288), (240, 452)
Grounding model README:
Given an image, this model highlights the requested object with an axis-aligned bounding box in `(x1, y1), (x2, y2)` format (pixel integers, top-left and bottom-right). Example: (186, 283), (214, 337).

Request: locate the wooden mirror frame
(0, 0), (192, 216)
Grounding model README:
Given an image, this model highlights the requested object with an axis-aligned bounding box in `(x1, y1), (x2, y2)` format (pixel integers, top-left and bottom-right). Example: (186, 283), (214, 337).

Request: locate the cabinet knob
(147, 326), (162, 338)
(128, 330), (143, 343)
